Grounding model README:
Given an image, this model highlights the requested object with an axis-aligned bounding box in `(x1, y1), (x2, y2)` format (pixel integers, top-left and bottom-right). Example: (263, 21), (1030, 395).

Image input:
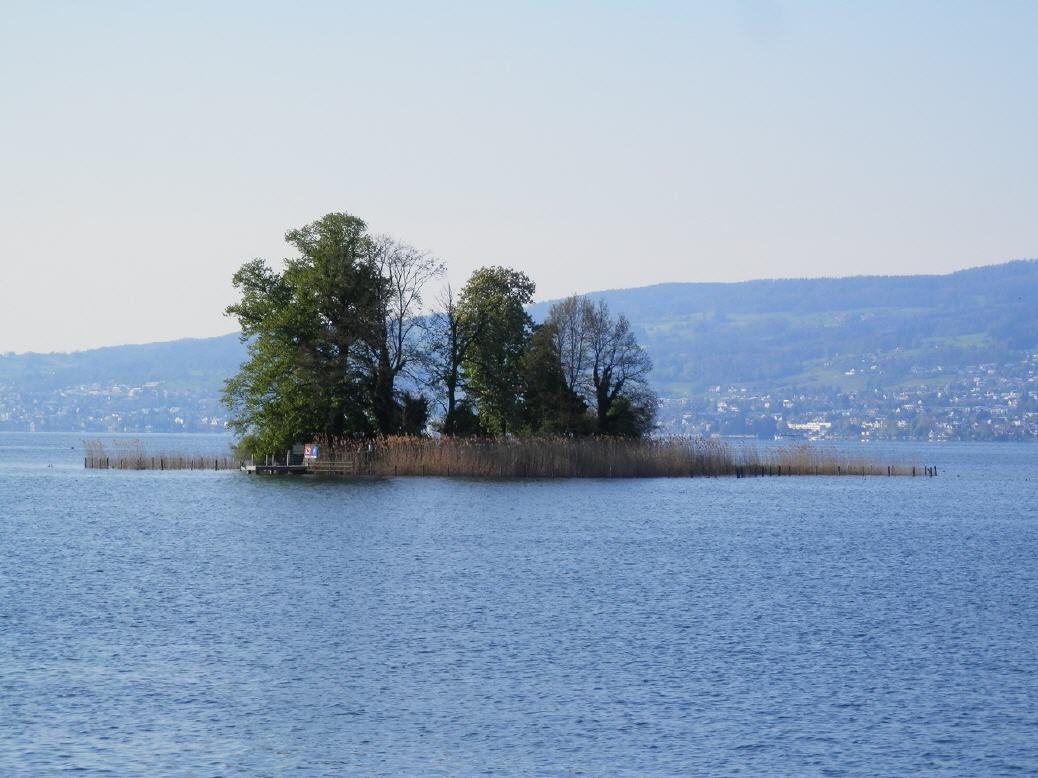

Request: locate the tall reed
(82, 436), (919, 477)
(325, 437), (915, 478)
(82, 439), (236, 471)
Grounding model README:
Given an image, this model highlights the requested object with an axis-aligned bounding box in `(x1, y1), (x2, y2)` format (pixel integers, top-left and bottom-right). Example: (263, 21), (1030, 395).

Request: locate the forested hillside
(0, 334), (244, 394)
(0, 334), (245, 432)
(532, 259), (1038, 396)
(2, 260), (1036, 436)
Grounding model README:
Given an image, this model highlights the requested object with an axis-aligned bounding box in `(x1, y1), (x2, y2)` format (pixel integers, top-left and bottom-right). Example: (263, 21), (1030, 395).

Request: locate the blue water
(2, 434), (1037, 776)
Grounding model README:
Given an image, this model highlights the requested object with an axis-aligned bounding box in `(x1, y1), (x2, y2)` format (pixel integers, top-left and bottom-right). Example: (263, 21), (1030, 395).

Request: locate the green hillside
(0, 333), (245, 395)
(532, 259), (1038, 396)
(1, 261), (1036, 433)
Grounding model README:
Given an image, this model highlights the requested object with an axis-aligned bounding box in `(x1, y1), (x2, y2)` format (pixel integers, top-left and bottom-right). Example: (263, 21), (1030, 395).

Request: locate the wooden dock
(240, 463), (309, 475)
(240, 457), (357, 476)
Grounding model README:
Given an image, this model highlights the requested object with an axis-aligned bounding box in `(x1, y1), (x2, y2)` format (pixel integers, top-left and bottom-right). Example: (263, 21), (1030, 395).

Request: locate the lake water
(2, 433), (1037, 776)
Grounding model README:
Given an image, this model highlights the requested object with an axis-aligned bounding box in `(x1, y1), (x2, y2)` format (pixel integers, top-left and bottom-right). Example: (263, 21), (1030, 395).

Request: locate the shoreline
(82, 437), (925, 478)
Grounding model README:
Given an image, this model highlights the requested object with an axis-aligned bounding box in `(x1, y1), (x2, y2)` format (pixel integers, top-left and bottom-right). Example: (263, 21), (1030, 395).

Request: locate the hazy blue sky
(2, 1), (1036, 353)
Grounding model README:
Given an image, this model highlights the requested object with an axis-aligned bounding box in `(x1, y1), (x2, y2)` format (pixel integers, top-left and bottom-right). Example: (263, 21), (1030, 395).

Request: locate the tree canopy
(456, 266), (536, 435)
(224, 212), (656, 455)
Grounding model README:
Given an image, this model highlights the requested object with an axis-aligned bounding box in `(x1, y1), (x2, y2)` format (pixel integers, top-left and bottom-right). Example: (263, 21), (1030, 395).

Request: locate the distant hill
(532, 259), (1038, 395)
(0, 334), (246, 432)
(2, 260), (1036, 433)
(0, 333), (246, 395)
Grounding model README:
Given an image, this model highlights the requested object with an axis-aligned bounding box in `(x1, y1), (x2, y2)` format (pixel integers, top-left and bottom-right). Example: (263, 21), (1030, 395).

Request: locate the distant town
(4, 349), (1036, 442)
(0, 380), (228, 434)
(660, 351), (1038, 442)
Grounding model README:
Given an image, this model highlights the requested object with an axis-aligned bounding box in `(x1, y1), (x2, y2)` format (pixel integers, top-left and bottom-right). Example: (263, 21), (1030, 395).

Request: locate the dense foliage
(222, 212), (656, 455)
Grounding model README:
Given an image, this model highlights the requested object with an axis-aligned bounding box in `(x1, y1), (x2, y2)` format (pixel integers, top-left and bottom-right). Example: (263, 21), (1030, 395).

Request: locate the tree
(584, 300), (657, 436)
(546, 295), (594, 398)
(520, 319), (592, 434)
(426, 284), (482, 436)
(528, 295), (657, 437)
(364, 234), (443, 434)
(396, 391), (430, 436)
(457, 267), (536, 435)
(223, 213), (384, 454)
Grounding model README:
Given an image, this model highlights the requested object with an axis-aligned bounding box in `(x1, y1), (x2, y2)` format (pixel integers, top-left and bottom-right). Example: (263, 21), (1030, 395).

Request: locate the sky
(1, 1), (1036, 354)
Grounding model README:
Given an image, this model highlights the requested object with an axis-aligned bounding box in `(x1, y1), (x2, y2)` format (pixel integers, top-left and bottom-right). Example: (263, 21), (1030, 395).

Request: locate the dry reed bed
(82, 436), (923, 477)
(332, 437), (919, 478)
(82, 440), (235, 471)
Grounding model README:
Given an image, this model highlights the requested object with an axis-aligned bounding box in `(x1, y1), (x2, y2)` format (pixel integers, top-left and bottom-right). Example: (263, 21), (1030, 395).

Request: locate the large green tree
(457, 267), (536, 435)
(223, 213), (385, 455)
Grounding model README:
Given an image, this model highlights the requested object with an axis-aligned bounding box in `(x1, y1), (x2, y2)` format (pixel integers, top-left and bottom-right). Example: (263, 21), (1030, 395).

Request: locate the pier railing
(84, 454), (237, 470)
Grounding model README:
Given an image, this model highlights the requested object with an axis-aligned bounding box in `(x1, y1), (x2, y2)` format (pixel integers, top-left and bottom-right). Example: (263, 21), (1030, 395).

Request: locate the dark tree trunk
(372, 348), (397, 435)
(443, 374), (458, 435)
(594, 366), (614, 432)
